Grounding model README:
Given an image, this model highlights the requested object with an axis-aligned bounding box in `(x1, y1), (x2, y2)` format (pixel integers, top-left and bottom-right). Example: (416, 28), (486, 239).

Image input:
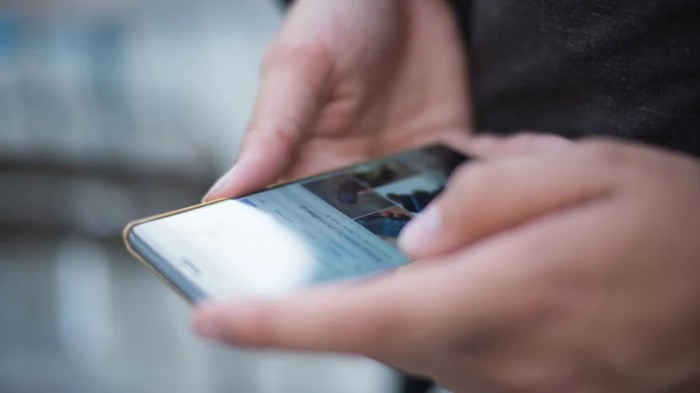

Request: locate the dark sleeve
(451, 0), (472, 40)
(467, 0), (700, 157)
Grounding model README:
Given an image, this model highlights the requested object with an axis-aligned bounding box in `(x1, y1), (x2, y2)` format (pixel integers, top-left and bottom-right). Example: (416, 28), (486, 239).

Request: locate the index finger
(204, 45), (331, 200)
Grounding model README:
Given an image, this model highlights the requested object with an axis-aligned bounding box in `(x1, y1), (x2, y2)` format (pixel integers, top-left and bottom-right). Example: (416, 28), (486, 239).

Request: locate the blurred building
(0, 1), (397, 392)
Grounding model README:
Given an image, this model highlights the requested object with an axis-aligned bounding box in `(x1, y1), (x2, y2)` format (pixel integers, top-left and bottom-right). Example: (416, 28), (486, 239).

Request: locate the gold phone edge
(121, 198), (229, 305)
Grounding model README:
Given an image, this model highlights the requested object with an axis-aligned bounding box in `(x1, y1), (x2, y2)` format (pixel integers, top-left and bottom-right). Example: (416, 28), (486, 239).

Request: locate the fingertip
(193, 300), (264, 345)
(192, 306), (227, 341)
(203, 153), (270, 201)
(398, 204), (442, 257)
(203, 164), (240, 202)
(192, 302), (233, 341)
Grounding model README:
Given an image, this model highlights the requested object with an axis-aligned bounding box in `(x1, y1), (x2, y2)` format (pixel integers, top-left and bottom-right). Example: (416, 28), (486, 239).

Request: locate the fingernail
(203, 164), (238, 202)
(398, 203), (441, 255)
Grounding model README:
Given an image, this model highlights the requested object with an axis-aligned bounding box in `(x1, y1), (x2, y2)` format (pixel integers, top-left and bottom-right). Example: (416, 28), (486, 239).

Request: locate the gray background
(0, 1), (403, 391)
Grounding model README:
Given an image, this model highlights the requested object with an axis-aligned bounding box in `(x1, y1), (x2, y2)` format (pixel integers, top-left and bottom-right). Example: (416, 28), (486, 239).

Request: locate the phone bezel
(123, 199), (229, 303)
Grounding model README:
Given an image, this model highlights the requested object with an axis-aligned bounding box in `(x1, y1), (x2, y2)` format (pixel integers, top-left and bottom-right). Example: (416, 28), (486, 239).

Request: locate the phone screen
(129, 145), (468, 302)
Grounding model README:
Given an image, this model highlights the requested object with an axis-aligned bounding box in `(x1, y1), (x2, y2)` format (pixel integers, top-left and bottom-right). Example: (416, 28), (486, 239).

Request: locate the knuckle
(579, 139), (631, 165)
(246, 121), (299, 149)
(342, 309), (407, 355)
(268, 124), (300, 147)
(270, 125), (298, 146)
(262, 41), (331, 74)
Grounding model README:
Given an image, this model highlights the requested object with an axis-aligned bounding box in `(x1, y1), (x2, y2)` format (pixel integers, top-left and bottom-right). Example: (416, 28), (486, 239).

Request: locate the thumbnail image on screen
(302, 145), (465, 245)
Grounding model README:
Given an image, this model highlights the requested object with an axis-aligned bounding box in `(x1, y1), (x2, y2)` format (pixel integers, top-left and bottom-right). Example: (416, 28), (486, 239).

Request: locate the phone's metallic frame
(122, 198), (228, 304)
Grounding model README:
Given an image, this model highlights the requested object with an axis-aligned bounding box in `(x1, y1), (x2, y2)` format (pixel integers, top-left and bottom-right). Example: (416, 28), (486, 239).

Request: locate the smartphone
(123, 144), (469, 303)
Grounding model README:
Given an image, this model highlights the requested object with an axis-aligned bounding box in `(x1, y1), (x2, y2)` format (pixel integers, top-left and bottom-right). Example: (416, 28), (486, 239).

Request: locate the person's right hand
(195, 136), (700, 393)
(205, 0), (472, 200)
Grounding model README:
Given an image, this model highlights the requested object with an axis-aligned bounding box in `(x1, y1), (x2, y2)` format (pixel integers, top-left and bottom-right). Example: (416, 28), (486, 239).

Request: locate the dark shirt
(454, 0), (700, 157)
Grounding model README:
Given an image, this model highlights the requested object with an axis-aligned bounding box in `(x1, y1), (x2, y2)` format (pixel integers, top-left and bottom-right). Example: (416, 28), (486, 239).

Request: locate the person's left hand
(193, 136), (700, 393)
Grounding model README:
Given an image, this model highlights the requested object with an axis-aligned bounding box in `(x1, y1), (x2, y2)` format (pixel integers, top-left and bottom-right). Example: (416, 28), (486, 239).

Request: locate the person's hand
(204, 0), (471, 200)
(194, 136), (700, 392)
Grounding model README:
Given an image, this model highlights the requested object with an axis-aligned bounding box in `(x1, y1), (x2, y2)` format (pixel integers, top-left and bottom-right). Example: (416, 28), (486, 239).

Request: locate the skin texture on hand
(194, 135), (700, 393)
(204, 0), (471, 201)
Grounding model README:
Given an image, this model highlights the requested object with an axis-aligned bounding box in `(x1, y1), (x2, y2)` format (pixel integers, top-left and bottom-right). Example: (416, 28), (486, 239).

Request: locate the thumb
(191, 255), (504, 355)
(397, 146), (613, 258)
(204, 46), (331, 201)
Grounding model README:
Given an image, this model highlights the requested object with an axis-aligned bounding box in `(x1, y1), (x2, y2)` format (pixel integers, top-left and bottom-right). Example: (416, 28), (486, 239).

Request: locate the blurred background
(0, 0), (402, 392)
